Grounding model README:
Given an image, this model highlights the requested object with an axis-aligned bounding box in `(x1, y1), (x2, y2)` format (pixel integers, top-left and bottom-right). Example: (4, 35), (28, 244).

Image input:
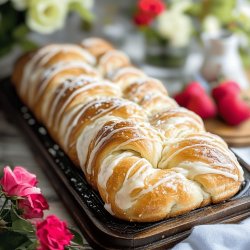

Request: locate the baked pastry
(12, 38), (244, 222)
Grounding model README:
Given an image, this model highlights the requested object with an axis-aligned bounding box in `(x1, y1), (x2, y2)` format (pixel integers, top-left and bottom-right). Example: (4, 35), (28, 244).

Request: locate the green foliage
(0, 2), (37, 57)
(240, 47), (250, 68)
(11, 210), (34, 234)
(206, 0), (236, 24)
(187, 0), (236, 24)
(0, 231), (30, 250)
(69, 228), (84, 246)
(0, 208), (37, 250)
(0, 166), (85, 249)
(0, 195), (85, 250)
(186, 0), (250, 68)
(141, 26), (168, 45)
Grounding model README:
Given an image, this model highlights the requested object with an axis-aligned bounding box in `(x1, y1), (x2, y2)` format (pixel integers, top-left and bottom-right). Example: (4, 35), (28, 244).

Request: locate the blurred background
(1, 0), (250, 90)
(1, 0), (250, 135)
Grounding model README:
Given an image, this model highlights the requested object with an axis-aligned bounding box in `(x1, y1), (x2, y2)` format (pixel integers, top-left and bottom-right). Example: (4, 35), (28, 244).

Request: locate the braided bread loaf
(12, 37), (244, 222)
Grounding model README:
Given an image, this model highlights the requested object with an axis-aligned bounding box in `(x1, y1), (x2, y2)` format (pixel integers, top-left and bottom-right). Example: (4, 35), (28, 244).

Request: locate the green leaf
(0, 209), (11, 225)
(0, 231), (29, 250)
(15, 239), (38, 250)
(10, 208), (20, 222)
(13, 24), (29, 39)
(12, 218), (34, 234)
(0, 1), (26, 58)
(10, 209), (34, 234)
(69, 228), (84, 246)
(69, 3), (94, 23)
(18, 39), (38, 52)
(26, 241), (38, 250)
(66, 247), (80, 250)
(8, 195), (22, 201)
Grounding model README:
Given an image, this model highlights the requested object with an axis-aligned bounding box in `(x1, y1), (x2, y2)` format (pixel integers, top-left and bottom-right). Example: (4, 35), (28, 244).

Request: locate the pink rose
(18, 193), (49, 219)
(0, 166), (40, 197)
(36, 215), (73, 250)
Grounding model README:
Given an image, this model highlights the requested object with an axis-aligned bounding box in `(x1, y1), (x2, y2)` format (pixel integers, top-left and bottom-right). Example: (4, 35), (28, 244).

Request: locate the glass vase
(144, 34), (189, 68)
(200, 32), (249, 89)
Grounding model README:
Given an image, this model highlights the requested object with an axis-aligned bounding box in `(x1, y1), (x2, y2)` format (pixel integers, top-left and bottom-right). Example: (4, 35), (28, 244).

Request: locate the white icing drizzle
(53, 80), (119, 129)
(63, 101), (99, 148)
(67, 97), (142, 147)
(120, 76), (153, 91)
(134, 171), (181, 198)
(174, 161), (239, 181)
(98, 50), (130, 76)
(61, 97), (133, 148)
(98, 152), (134, 191)
(156, 116), (203, 130)
(115, 161), (181, 210)
(161, 134), (243, 181)
(115, 159), (154, 210)
(82, 38), (108, 47)
(86, 119), (164, 175)
(58, 45), (96, 65)
(160, 143), (242, 181)
(99, 50), (129, 65)
(20, 44), (96, 99)
(59, 103), (85, 147)
(35, 61), (98, 103)
(76, 116), (121, 174)
(41, 75), (75, 119)
(128, 83), (166, 99)
(20, 45), (60, 97)
(41, 44), (96, 65)
(86, 125), (139, 175)
(155, 116), (204, 138)
(104, 203), (115, 215)
(47, 78), (76, 126)
(47, 75), (98, 127)
(144, 97), (177, 114)
(163, 107), (204, 124)
(112, 67), (145, 81)
(161, 143), (230, 168)
(17, 41), (245, 220)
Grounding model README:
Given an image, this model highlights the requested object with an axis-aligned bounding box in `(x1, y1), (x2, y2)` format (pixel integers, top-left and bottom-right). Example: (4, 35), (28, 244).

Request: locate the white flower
(68, 0), (93, 10)
(171, 0), (192, 13)
(236, 3), (250, 30)
(26, 0), (68, 34)
(237, 3), (250, 19)
(203, 15), (221, 36)
(156, 10), (192, 47)
(11, 0), (28, 10)
(67, 0), (94, 22)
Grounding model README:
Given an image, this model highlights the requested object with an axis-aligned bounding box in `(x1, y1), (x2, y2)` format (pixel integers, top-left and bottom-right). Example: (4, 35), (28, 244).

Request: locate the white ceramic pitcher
(201, 32), (249, 89)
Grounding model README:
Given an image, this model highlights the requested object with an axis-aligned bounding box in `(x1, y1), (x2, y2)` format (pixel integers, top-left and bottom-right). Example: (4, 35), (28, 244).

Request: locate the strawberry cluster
(174, 81), (250, 126)
(133, 0), (165, 26)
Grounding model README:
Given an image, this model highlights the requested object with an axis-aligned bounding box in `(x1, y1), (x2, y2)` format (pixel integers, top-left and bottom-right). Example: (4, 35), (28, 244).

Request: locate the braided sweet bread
(12, 38), (244, 222)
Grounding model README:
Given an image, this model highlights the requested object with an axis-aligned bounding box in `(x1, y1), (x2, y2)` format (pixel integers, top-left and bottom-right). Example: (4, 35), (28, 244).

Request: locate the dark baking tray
(1, 77), (250, 249)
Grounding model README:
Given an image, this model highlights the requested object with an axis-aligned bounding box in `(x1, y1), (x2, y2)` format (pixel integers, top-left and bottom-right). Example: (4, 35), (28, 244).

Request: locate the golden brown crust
(12, 52), (33, 97)
(81, 37), (114, 58)
(12, 38), (244, 222)
(97, 49), (131, 77)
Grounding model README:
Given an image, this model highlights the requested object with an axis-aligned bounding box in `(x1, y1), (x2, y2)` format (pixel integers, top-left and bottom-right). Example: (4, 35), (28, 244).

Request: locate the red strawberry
(217, 94), (250, 126)
(174, 92), (188, 106)
(212, 81), (241, 102)
(174, 82), (205, 107)
(186, 93), (217, 119)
